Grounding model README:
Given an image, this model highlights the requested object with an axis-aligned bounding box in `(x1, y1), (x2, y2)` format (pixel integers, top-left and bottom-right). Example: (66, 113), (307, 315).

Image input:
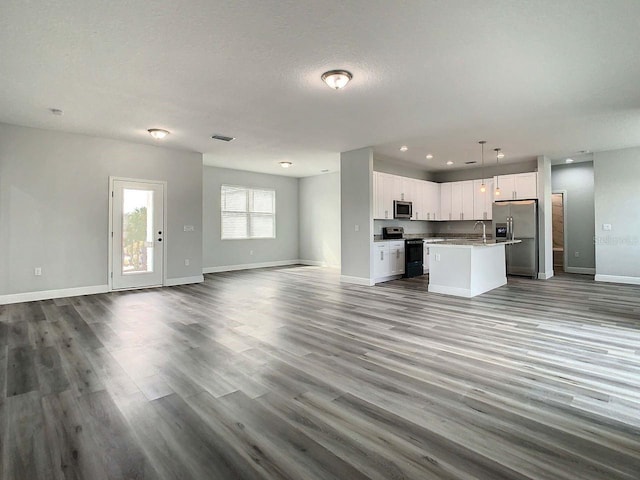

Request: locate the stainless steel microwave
(394, 200), (412, 219)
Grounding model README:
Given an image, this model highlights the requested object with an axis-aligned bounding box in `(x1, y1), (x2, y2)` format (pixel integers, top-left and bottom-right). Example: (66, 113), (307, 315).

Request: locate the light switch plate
(183, 225), (195, 232)
(603, 224), (612, 231)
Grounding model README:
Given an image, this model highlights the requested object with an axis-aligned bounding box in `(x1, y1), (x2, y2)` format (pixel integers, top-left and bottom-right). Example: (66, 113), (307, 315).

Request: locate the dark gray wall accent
(341, 148), (373, 281)
(431, 159), (538, 183)
(593, 147), (640, 281)
(299, 172), (341, 267)
(202, 166), (299, 269)
(0, 122), (203, 295)
(551, 162), (595, 271)
(373, 155), (433, 180)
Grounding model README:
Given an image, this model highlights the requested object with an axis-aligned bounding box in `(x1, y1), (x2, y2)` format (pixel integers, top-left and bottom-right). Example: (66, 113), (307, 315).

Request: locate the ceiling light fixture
(426, 153), (434, 159)
(565, 158), (574, 163)
(446, 160), (454, 166)
(279, 161), (293, 168)
(494, 148), (502, 196)
(400, 145), (408, 152)
(50, 108), (64, 116)
(148, 128), (170, 140)
(478, 141), (487, 193)
(321, 70), (353, 89)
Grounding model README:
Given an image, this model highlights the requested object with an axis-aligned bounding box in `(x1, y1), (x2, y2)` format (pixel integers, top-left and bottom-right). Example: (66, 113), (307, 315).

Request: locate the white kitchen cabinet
(450, 180), (474, 221)
(389, 241), (405, 275)
(412, 180), (426, 220)
(440, 182), (452, 221)
(423, 242), (430, 273)
(373, 242), (390, 278)
(373, 172), (395, 219)
(494, 172), (538, 200)
(424, 181), (440, 221)
(473, 178), (494, 220)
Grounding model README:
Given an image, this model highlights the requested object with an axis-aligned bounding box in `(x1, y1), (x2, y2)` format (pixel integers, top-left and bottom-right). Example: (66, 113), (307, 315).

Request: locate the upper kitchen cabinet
(373, 172), (440, 221)
(440, 182), (453, 221)
(450, 180), (474, 221)
(373, 171), (394, 219)
(424, 181), (440, 221)
(494, 172), (538, 200)
(473, 178), (494, 220)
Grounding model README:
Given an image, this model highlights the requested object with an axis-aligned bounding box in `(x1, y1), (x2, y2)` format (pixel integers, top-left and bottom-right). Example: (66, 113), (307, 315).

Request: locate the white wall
(340, 147), (374, 284)
(299, 172), (340, 267)
(593, 147), (640, 284)
(202, 166), (299, 270)
(0, 123), (203, 300)
(551, 162), (595, 273)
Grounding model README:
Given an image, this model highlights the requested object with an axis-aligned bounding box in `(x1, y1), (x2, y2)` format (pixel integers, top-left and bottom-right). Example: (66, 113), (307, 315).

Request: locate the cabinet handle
(416, 212), (419, 220)
(483, 212), (487, 220)
(380, 251), (384, 261)
(401, 193), (404, 201)
(427, 212), (430, 220)
(385, 210), (388, 218)
(396, 250), (400, 259)
(449, 213), (452, 220)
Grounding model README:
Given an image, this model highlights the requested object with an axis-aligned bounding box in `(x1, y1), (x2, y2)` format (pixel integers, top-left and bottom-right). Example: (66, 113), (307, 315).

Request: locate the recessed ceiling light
(279, 161), (293, 168)
(426, 153), (434, 159)
(446, 161), (454, 166)
(321, 70), (353, 89)
(148, 129), (170, 140)
(566, 158), (574, 163)
(400, 145), (408, 152)
(50, 108), (63, 116)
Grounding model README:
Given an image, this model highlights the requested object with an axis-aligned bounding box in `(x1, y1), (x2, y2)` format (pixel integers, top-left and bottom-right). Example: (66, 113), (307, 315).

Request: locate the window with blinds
(221, 185), (276, 239)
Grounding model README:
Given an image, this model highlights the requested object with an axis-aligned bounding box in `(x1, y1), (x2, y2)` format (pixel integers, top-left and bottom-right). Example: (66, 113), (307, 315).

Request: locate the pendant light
(479, 141), (487, 193)
(494, 148), (502, 196)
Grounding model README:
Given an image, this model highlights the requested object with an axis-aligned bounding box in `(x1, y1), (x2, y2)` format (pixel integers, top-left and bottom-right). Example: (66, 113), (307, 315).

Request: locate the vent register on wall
(373, 171), (538, 222)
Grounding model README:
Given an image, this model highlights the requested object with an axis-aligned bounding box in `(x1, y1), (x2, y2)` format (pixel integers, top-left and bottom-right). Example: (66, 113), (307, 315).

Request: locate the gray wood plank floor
(1, 267), (639, 479)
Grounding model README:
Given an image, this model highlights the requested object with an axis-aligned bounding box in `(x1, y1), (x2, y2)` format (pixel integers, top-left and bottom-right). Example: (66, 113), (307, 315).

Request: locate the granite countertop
(374, 233), (494, 243)
(427, 239), (522, 248)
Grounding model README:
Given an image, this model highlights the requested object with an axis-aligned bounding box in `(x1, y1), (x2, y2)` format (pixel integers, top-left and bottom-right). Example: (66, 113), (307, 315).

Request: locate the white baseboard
(538, 271), (554, 280)
(340, 275), (375, 286)
(428, 284), (474, 298)
(565, 267), (596, 275)
(0, 284), (109, 305)
(595, 274), (640, 285)
(165, 275), (204, 286)
(298, 259), (341, 269)
(203, 260), (301, 274)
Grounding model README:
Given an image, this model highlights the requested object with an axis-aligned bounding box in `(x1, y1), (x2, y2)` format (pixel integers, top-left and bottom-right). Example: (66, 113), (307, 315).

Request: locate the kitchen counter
(424, 239), (521, 248)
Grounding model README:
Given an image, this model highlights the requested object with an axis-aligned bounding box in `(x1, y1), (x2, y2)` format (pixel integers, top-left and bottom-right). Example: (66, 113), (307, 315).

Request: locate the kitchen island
(426, 239), (521, 298)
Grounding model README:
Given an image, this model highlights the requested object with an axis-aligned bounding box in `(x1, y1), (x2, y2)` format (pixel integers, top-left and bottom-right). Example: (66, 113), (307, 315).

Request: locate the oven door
(405, 242), (424, 264)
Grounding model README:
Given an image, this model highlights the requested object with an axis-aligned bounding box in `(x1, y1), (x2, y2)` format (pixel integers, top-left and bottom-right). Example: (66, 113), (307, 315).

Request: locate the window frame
(220, 184), (276, 240)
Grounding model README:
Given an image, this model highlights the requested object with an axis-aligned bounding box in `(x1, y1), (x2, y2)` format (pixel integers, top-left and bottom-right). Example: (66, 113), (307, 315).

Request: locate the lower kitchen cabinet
(373, 241), (405, 281)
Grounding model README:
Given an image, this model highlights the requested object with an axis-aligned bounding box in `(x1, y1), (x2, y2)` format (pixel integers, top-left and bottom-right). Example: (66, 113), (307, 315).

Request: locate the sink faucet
(474, 221), (487, 243)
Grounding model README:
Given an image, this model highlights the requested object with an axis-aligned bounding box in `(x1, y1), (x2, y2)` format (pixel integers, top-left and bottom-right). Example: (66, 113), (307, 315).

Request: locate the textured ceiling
(2, 0), (640, 177)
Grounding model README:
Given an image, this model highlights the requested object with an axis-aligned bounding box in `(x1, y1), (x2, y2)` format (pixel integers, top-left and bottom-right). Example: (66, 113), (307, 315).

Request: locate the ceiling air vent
(211, 134), (236, 142)
(465, 161), (477, 164)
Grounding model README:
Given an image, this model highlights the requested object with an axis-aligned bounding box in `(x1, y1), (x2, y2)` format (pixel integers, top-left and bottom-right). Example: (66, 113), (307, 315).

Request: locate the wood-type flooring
(1, 267), (639, 479)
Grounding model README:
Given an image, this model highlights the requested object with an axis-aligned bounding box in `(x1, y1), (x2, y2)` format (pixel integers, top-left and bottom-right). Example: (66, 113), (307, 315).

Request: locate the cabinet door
(440, 182), (452, 221)
(461, 180), (474, 221)
(425, 182), (440, 221)
(379, 173), (394, 219)
(373, 172), (381, 219)
(451, 182), (463, 221)
(373, 243), (390, 278)
(412, 180), (426, 220)
(473, 179), (494, 220)
(389, 242), (405, 274)
(514, 172), (538, 199)
(495, 175), (516, 200)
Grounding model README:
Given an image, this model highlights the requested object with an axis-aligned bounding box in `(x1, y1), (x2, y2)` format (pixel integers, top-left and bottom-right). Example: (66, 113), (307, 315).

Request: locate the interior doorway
(110, 178), (166, 290)
(552, 192), (565, 273)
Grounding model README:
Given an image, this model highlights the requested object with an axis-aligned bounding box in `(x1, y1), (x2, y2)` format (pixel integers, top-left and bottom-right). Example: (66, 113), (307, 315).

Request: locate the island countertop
(425, 239), (522, 248)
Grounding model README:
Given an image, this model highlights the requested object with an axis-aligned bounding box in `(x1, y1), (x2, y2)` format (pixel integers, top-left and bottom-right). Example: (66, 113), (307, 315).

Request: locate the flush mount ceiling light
(426, 153), (434, 159)
(400, 145), (408, 152)
(50, 108), (64, 116)
(565, 158), (574, 163)
(279, 161), (293, 168)
(321, 70), (353, 89)
(479, 141), (487, 193)
(148, 128), (170, 140)
(494, 148), (502, 196)
(446, 160), (454, 166)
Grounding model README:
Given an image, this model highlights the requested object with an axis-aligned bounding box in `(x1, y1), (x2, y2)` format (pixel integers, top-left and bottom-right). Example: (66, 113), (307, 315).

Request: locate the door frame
(108, 176), (168, 291)
(552, 189), (568, 273)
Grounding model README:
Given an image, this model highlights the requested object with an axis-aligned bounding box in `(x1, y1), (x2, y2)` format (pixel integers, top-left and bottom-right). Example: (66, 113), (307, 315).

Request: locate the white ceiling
(2, 1), (640, 177)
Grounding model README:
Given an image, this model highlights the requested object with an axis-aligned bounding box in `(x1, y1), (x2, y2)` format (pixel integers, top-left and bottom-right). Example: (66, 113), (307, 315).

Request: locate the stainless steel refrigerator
(492, 200), (538, 278)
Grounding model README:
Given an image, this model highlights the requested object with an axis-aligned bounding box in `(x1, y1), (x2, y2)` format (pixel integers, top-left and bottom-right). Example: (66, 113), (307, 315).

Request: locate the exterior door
(111, 179), (165, 290)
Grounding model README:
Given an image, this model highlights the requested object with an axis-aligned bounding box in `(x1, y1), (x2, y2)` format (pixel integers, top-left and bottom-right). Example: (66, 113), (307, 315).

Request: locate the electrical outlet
(183, 225), (195, 232)
(603, 224), (612, 231)
(34, 267), (42, 276)
(184, 259), (190, 266)
(574, 251), (580, 257)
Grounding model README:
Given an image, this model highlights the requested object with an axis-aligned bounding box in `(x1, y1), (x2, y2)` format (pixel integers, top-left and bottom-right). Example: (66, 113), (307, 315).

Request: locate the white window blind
(221, 185), (276, 239)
